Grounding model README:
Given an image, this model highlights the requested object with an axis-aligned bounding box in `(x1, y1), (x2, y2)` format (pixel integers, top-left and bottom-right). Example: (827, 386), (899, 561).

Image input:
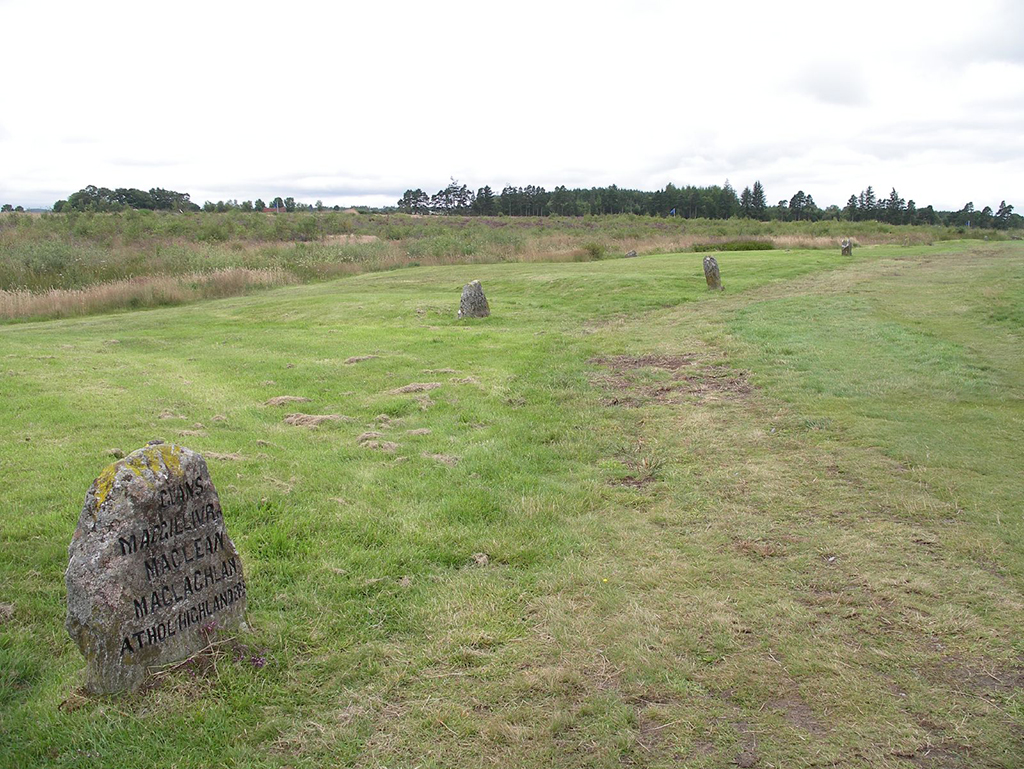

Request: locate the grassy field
(2, 211), (1010, 321)
(1, 240), (1022, 767)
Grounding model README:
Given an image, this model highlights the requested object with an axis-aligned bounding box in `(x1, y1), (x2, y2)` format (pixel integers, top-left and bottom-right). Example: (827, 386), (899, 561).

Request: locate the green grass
(1, 242), (1022, 767)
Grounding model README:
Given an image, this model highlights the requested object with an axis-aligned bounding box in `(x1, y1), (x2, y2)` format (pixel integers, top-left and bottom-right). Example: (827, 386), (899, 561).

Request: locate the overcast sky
(2, 0), (1022, 211)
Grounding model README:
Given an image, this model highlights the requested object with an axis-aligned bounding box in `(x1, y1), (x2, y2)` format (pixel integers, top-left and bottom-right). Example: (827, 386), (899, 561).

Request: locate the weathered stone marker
(458, 280), (490, 318)
(841, 238), (853, 256)
(66, 444), (247, 694)
(703, 255), (723, 290)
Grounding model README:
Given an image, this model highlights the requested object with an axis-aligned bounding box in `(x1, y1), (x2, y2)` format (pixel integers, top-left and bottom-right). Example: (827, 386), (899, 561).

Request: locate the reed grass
(0, 210), (1008, 321)
(0, 268), (293, 321)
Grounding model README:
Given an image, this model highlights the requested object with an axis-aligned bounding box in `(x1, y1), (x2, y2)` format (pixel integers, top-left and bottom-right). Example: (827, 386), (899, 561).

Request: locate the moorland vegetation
(2, 207), (1020, 322)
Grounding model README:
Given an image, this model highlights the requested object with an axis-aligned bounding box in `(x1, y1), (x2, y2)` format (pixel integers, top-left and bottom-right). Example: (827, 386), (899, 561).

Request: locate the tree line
(398, 180), (1019, 228)
(51, 186), (349, 215)
(43, 182), (1020, 229)
(52, 186), (201, 213)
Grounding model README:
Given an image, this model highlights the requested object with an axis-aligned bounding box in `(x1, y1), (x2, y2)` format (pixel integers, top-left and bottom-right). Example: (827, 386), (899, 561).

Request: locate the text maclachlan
(120, 578), (246, 657)
(132, 556), (239, 620)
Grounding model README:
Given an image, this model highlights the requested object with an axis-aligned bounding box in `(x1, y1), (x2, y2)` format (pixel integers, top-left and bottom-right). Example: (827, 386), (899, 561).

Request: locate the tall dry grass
(0, 268), (293, 322)
(1, 211), (996, 321)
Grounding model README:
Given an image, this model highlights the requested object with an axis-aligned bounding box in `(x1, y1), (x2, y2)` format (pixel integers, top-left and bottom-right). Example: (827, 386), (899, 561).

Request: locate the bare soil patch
(769, 695), (825, 735)
(931, 656), (1024, 700)
(265, 395), (311, 406)
(343, 355), (378, 365)
(204, 451), (243, 461)
(590, 354), (751, 406)
(284, 413), (348, 428)
(358, 432), (398, 451)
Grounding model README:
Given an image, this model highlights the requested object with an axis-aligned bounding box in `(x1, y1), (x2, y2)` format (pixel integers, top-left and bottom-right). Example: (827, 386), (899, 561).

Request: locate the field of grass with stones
(1, 240), (1022, 767)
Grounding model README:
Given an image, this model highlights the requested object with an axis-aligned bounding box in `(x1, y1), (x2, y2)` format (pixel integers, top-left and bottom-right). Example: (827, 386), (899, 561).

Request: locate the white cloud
(0, 0), (1021, 211)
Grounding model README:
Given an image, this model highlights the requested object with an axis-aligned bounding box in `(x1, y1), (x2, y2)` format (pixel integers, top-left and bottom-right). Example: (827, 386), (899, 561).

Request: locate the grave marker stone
(458, 280), (490, 318)
(703, 255), (723, 290)
(65, 444), (247, 693)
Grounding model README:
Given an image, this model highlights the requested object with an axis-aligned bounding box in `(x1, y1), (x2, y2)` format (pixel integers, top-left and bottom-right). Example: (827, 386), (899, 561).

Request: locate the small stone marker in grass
(841, 238), (853, 256)
(65, 444), (247, 694)
(458, 280), (490, 318)
(703, 255), (723, 290)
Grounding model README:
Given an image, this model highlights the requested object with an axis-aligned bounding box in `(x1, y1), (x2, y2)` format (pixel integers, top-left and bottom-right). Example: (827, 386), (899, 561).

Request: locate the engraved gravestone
(703, 255), (723, 290)
(65, 444), (247, 694)
(457, 280), (490, 318)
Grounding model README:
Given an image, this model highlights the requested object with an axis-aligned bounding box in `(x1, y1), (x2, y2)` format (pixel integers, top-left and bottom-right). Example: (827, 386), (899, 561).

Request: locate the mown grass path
(1, 242), (1021, 767)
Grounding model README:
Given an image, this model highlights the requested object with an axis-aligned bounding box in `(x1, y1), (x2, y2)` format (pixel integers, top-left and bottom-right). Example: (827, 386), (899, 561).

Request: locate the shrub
(693, 240), (774, 252)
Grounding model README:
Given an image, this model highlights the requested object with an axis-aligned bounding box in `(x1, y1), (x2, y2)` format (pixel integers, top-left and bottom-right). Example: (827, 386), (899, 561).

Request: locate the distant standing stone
(841, 238), (853, 256)
(65, 444), (247, 694)
(703, 255), (723, 290)
(458, 280), (490, 319)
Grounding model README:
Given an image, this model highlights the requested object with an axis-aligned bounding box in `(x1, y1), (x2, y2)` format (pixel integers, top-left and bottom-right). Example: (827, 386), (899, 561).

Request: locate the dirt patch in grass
(907, 744), (972, 768)
(735, 539), (785, 559)
(769, 695), (825, 735)
(358, 432), (398, 451)
(390, 382), (441, 394)
(931, 656), (1024, 699)
(406, 428), (432, 436)
(284, 413), (348, 428)
(0, 603), (13, 623)
(732, 719), (759, 768)
(264, 395), (310, 406)
(593, 354), (699, 371)
(590, 354), (751, 406)
(361, 441), (398, 452)
(343, 355), (378, 364)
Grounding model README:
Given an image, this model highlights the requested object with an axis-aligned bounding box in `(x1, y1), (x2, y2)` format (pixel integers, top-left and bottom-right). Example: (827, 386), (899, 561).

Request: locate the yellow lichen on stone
(92, 464), (119, 509)
(93, 444), (184, 508)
